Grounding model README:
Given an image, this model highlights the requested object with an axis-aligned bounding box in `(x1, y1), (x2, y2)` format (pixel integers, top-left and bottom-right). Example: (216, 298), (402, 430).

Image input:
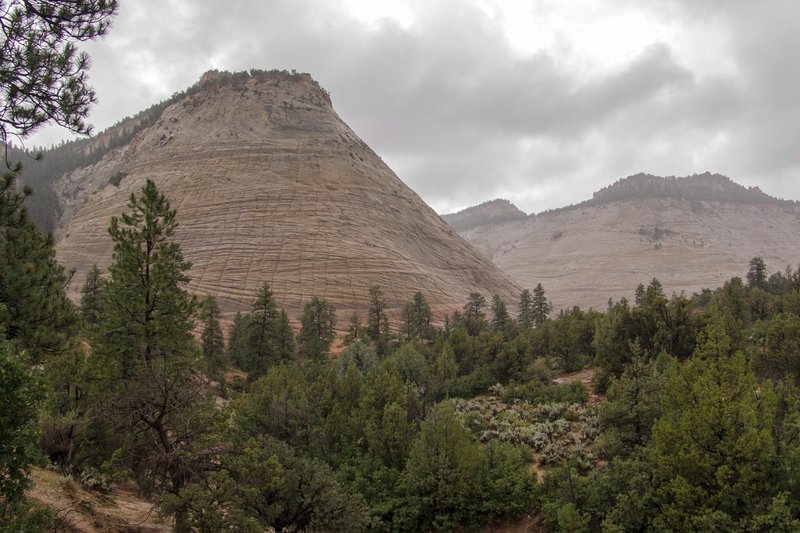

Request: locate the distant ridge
(442, 199), (527, 232)
(586, 172), (796, 207)
(449, 173), (800, 311)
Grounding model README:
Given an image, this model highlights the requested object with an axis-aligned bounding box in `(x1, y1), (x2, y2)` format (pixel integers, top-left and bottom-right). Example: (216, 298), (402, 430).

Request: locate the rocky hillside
(53, 70), (518, 317)
(442, 199), (527, 232)
(451, 174), (800, 311)
(587, 172), (795, 206)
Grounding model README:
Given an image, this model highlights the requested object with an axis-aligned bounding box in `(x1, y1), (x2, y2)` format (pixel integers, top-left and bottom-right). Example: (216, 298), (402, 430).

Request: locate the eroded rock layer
(55, 70), (518, 316)
(450, 174), (800, 311)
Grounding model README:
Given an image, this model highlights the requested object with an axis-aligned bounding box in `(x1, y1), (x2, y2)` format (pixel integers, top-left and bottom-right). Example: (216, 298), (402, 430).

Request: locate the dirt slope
(27, 468), (170, 532)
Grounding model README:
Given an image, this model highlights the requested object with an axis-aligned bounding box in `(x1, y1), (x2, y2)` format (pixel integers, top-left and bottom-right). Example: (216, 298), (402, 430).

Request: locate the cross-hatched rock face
(455, 192), (800, 312)
(55, 70), (519, 318)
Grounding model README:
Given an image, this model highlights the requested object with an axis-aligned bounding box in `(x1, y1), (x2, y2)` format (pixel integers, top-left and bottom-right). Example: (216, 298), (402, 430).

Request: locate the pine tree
(273, 309), (296, 363)
(0, 0), (118, 144)
(240, 282), (282, 378)
(531, 283), (551, 327)
(517, 289), (534, 331)
(463, 292), (487, 336)
(0, 327), (45, 524)
(226, 311), (251, 369)
(91, 179), (209, 512)
(435, 343), (458, 384)
(367, 285), (387, 344)
(649, 349), (780, 530)
(298, 296), (336, 361)
(401, 291), (433, 343)
(344, 312), (363, 345)
(200, 295), (225, 373)
(0, 210), (76, 360)
(79, 264), (105, 325)
(747, 256), (768, 290)
(491, 294), (512, 336)
(251, 282), (278, 355)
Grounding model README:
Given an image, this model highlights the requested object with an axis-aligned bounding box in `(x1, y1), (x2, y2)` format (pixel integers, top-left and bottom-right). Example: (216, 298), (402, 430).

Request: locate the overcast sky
(27, 0), (800, 214)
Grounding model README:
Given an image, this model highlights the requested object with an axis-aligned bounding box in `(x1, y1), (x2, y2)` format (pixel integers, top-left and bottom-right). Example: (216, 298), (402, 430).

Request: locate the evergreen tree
(0, 0), (118, 144)
(648, 349), (781, 530)
(399, 401), (479, 530)
(344, 311), (363, 345)
(367, 285), (387, 344)
(0, 213), (76, 360)
(597, 356), (664, 457)
(250, 281), (278, 361)
(593, 298), (637, 390)
(400, 291), (433, 343)
(237, 282), (293, 378)
(398, 401), (535, 530)
(435, 343), (458, 391)
(531, 283), (551, 327)
(298, 296), (335, 361)
(379, 312), (393, 355)
(336, 340), (378, 376)
(91, 179), (210, 515)
(747, 256), (768, 290)
(226, 311), (251, 369)
(756, 312), (800, 382)
(490, 294), (512, 336)
(0, 327), (46, 525)
(632, 278), (668, 355)
(273, 309), (296, 362)
(163, 435), (371, 532)
(517, 288), (534, 331)
(79, 264), (105, 325)
(200, 295), (225, 373)
(463, 292), (487, 336)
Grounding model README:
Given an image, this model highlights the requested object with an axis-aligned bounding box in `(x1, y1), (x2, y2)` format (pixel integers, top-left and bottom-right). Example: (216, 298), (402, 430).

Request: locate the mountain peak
(53, 70), (519, 316)
(194, 69), (331, 105)
(589, 172), (793, 206)
(443, 199), (527, 232)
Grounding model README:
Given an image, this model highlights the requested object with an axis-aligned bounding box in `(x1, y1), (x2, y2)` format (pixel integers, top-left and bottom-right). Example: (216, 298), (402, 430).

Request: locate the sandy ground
(27, 468), (171, 532)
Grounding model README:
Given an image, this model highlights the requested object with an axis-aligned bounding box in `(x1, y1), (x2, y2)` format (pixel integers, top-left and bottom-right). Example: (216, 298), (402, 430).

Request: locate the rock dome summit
(54, 70), (519, 316)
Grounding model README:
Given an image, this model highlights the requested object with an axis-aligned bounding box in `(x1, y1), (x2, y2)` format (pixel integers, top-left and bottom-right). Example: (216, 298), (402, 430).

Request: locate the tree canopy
(0, 0), (118, 145)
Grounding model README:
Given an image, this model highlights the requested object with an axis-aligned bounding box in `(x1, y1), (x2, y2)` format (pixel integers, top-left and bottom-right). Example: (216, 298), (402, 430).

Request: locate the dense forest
(3, 176), (800, 531)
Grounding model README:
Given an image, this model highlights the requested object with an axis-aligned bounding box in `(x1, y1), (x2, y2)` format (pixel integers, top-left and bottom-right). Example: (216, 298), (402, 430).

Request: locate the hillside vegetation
(4, 178), (800, 531)
(587, 172), (797, 207)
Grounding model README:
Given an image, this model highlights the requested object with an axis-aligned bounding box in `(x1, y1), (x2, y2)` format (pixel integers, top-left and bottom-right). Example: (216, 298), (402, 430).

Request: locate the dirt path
(553, 367), (601, 405)
(27, 468), (171, 532)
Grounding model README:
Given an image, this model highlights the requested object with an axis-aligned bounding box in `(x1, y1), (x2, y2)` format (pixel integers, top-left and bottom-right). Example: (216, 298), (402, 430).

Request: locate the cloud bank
(29, 0), (800, 214)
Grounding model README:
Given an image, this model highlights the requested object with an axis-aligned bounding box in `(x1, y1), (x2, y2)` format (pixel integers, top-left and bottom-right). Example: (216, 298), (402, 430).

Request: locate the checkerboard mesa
(53, 69), (519, 319)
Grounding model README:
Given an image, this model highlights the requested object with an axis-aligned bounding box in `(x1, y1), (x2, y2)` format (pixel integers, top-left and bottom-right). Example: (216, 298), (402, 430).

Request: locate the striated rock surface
(452, 174), (800, 311)
(55, 70), (519, 317)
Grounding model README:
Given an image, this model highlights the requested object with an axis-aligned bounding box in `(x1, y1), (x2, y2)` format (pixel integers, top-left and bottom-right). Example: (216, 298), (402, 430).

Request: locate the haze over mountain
(49, 69), (518, 316)
(444, 173), (800, 311)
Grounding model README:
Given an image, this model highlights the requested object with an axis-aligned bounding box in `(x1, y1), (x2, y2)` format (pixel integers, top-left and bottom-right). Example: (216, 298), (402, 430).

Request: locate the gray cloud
(28, 0), (800, 214)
